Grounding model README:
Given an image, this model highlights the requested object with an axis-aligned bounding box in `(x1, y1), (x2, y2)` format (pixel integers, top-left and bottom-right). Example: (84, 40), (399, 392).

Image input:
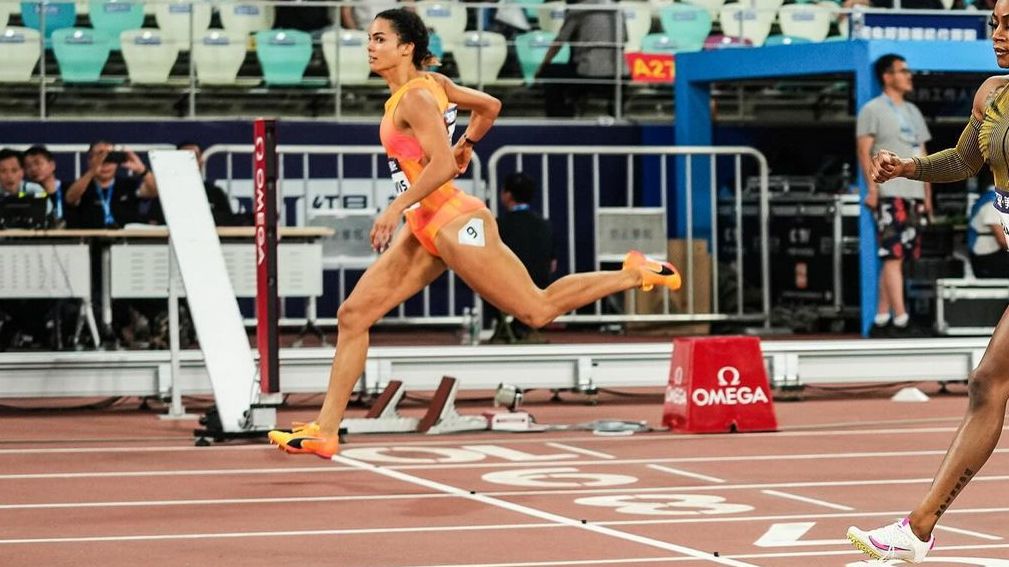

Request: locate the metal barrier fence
(202, 143), (485, 327)
(487, 145), (770, 327)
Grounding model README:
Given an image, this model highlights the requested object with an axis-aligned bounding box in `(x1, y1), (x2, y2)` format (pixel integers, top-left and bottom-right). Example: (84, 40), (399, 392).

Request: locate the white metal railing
(488, 144), (771, 327)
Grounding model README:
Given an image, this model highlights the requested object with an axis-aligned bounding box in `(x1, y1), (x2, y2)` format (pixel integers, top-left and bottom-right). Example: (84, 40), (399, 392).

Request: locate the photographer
(65, 140), (158, 228)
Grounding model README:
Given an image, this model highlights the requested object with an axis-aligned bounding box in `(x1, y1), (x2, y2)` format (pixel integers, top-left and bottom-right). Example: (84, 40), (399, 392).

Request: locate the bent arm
(908, 116), (984, 183)
(434, 73), (501, 143)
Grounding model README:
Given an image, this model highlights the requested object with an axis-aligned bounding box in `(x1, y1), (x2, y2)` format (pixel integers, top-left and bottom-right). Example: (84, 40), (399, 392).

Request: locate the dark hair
(88, 139), (113, 155)
(175, 141), (201, 151)
(874, 53), (906, 85)
(24, 145), (54, 162)
(503, 172), (535, 204)
(0, 148), (24, 167)
(376, 8), (439, 69)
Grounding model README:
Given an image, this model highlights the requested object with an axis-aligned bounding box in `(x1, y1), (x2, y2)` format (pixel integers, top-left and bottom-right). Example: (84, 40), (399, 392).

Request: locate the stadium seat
(514, 30), (569, 84)
(155, 0), (212, 49)
(429, 30), (443, 62)
(320, 28), (370, 86)
(778, 4), (831, 42)
(89, 0), (145, 49)
(718, 4), (774, 46)
(763, 34), (810, 45)
(219, 2), (274, 38)
(682, 0), (725, 20)
(657, 4), (711, 52)
(51, 27), (112, 82)
(19, 1), (75, 38)
(255, 28), (311, 85)
(621, 1), (652, 51)
(512, 0), (544, 19)
(192, 29), (246, 85)
(639, 32), (677, 53)
(0, 3), (12, 27)
(703, 33), (751, 49)
(453, 31), (506, 85)
(416, 0), (466, 53)
(120, 28), (178, 84)
(0, 26), (41, 82)
(538, 1), (565, 34)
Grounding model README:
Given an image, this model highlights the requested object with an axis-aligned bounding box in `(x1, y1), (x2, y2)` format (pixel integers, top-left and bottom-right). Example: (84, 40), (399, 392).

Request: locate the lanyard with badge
(884, 97), (917, 145)
(53, 179), (62, 220)
(97, 180), (115, 226)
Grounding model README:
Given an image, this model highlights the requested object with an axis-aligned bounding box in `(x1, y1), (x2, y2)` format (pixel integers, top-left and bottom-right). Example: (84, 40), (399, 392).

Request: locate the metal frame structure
(488, 144), (771, 326)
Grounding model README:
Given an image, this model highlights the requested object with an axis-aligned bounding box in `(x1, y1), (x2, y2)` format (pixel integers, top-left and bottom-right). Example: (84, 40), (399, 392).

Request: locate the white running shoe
(847, 517), (934, 563)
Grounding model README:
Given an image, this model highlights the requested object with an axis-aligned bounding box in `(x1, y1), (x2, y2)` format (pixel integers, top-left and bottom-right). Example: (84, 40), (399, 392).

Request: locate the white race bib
(458, 218), (486, 247)
(388, 157), (410, 195)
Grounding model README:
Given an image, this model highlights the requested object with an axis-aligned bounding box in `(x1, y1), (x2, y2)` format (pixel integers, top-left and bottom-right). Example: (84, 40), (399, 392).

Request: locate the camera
(104, 150), (127, 164)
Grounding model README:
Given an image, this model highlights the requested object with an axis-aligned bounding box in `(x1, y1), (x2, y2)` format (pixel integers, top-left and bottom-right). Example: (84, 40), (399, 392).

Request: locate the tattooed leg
(906, 307), (1009, 540)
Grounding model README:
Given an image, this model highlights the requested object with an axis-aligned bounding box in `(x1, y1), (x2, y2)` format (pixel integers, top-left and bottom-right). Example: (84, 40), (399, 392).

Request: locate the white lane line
(0, 445), (271, 455)
(395, 542), (1009, 566)
(934, 524), (1003, 540)
(0, 493), (454, 510)
(332, 454), (758, 567)
(0, 423), (985, 455)
(544, 443), (615, 460)
(760, 490), (853, 511)
(0, 523), (559, 545)
(646, 464), (725, 484)
(0, 466), (355, 480)
(404, 558), (682, 567)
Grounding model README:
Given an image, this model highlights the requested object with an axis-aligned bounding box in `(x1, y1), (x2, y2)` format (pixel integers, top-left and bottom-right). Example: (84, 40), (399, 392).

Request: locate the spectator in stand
(23, 145), (71, 228)
(968, 184), (1009, 278)
(0, 148), (46, 198)
(535, 0), (625, 117)
(65, 141), (157, 229)
(274, 0), (333, 36)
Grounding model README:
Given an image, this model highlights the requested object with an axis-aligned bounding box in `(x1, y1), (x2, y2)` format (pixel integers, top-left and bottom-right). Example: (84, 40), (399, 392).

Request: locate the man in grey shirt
(856, 53), (932, 337)
(535, 0), (624, 117)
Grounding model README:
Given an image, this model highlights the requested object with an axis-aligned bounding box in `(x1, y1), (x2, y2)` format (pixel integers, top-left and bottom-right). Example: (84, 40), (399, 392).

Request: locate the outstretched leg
(435, 210), (676, 330)
(908, 305), (1009, 536)
(269, 228), (445, 456)
(848, 305), (1009, 563)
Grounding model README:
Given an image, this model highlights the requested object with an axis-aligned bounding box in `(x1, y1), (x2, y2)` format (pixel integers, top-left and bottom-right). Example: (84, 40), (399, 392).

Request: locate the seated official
(0, 147), (50, 227)
(65, 141), (158, 228)
(0, 148), (46, 198)
(24, 145), (72, 228)
(968, 186), (1009, 278)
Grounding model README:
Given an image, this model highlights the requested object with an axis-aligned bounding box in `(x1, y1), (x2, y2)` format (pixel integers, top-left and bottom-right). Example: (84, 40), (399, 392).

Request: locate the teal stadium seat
(763, 34), (811, 45)
(657, 4), (711, 53)
(0, 26), (41, 82)
(514, 30), (569, 84)
(19, 1), (75, 39)
(120, 28), (178, 84)
(639, 32), (679, 54)
(51, 27), (112, 82)
(321, 28), (369, 86)
(255, 29), (311, 85)
(89, 0), (144, 49)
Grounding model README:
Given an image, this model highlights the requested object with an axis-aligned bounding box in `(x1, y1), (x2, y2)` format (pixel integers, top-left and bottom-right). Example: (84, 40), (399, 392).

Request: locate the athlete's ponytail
(376, 8), (439, 70)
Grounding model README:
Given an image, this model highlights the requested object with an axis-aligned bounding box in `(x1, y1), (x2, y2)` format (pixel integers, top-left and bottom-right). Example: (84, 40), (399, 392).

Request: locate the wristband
(463, 135), (478, 147)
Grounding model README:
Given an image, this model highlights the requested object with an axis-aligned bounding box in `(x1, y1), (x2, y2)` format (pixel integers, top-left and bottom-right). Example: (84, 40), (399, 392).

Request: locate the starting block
(418, 376), (489, 435)
(340, 376), (488, 435)
(341, 380), (420, 434)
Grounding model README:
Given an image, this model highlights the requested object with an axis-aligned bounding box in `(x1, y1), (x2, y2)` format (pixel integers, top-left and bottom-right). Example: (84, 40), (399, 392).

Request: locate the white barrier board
(150, 150), (257, 433)
(0, 244), (90, 298)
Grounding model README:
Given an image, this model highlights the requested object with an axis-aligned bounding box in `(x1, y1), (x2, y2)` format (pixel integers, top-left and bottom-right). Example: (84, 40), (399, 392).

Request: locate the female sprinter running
(268, 8), (681, 458)
(848, 1), (1009, 562)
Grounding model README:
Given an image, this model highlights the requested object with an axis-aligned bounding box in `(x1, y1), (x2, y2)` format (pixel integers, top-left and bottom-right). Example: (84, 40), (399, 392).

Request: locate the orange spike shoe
(623, 250), (682, 292)
(268, 422), (341, 459)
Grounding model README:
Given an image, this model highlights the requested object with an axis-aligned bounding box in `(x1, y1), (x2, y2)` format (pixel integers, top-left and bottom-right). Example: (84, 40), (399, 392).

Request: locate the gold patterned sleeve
(908, 116), (984, 182)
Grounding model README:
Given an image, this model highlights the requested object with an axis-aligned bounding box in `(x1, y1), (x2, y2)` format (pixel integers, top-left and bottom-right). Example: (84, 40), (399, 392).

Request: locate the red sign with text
(625, 52), (675, 84)
(662, 336), (778, 433)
